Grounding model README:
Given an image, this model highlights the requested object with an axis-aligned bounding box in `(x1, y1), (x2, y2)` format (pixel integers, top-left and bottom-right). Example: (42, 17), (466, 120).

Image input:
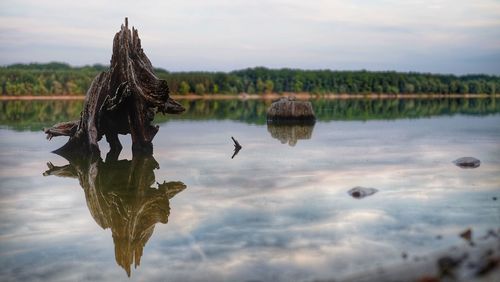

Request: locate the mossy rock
(267, 97), (315, 123)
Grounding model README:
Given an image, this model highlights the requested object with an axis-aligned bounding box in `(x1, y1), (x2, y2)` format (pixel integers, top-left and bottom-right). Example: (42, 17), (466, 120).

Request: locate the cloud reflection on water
(0, 114), (499, 281)
(42, 154), (186, 277)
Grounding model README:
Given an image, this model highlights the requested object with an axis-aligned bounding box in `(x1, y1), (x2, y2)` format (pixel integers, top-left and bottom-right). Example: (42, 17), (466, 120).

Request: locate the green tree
(212, 83), (219, 94)
(458, 83), (469, 94)
(195, 83), (205, 95)
(2, 63), (500, 96)
(178, 81), (190, 95)
(293, 80), (303, 93)
(264, 79), (274, 93)
(65, 81), (79, 95)
(246, 83), (256, 94)
(256, 78), (265, 93)
(51, 81), (64, 94)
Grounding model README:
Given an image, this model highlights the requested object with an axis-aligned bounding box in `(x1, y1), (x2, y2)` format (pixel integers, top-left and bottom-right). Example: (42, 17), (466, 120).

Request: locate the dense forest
(1, 63), (499, 96)
(2, 98), (498, 130)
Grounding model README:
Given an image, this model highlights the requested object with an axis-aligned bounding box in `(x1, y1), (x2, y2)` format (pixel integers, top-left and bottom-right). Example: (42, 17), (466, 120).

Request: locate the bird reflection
(43, 153), (186, 277)
(267, 123), (315, 146)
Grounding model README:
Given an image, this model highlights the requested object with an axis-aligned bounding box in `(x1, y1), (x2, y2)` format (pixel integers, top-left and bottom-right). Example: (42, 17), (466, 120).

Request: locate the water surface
(0, 98), (499, 281)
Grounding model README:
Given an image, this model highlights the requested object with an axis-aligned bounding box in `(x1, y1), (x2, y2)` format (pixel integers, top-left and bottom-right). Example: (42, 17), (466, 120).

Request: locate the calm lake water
(0, 98), (499, 281)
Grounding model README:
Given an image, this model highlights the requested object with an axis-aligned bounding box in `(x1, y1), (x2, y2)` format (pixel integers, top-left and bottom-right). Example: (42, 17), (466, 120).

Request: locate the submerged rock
(347, 186), (378, 199)
(460, 228), (473, 244)
(267, 97), (315, 123)
(453, 157), (481, 168)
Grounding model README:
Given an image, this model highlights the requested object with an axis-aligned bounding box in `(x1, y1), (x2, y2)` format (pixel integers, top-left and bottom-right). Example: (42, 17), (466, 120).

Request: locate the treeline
(0, 63), (106, 96)
(1, 62), (499, 96)
(2, 98), (498, 130)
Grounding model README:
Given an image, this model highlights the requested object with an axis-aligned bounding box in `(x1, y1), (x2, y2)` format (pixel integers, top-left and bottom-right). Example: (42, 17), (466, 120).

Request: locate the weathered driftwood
(44, 18), (184, 156)
(267, 124), (314, 146)
(266, 96), (315, 123)
(43, 154), (185, 277)
(231, 136), (242, 159)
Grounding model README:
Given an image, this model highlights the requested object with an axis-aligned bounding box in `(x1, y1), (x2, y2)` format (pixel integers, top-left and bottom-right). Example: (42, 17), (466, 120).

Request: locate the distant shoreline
(3, 64), (498, 98)
(0, 93), (497, 101)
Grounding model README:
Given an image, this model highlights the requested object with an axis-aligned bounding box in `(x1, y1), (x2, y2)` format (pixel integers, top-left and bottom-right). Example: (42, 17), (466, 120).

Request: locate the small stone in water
(459, 228), (473, 244)
(438, 256), (461, 277)
(453, 157), (480, 168)
(348, 186), (378, 199)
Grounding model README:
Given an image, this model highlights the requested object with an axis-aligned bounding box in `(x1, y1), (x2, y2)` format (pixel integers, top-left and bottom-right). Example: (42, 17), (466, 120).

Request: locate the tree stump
(44, 18), (184, 156)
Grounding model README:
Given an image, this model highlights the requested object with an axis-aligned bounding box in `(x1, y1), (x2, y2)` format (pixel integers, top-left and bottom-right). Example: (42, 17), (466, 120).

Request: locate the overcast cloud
(1, 0), (499, 74)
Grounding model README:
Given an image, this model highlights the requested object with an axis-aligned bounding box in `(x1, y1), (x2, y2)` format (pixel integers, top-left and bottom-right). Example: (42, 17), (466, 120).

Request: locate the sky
(1, 0), (500, 74)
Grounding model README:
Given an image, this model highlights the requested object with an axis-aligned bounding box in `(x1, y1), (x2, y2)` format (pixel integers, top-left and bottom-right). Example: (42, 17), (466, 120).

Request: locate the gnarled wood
(44, 18), (184, 156)
(231, 136), (242, 159)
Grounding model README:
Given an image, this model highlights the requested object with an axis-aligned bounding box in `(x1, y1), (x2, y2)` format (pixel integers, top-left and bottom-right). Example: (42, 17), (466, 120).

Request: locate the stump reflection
(43, 154), (186, 277)
(267, 123), (315, 146)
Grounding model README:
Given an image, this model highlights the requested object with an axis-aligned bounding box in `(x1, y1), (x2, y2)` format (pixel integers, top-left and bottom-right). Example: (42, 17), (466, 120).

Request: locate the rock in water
(348, 186), (379, 199)
(266, 97), (315, 123)
(453, 157), (481, 169)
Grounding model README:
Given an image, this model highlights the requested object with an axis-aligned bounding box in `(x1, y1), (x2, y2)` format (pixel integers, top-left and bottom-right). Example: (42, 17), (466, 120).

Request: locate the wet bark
(44, 18), (184, 156)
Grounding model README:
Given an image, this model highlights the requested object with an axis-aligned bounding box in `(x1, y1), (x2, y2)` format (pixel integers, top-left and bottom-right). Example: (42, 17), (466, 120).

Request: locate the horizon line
(1, 61), (499, 77)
